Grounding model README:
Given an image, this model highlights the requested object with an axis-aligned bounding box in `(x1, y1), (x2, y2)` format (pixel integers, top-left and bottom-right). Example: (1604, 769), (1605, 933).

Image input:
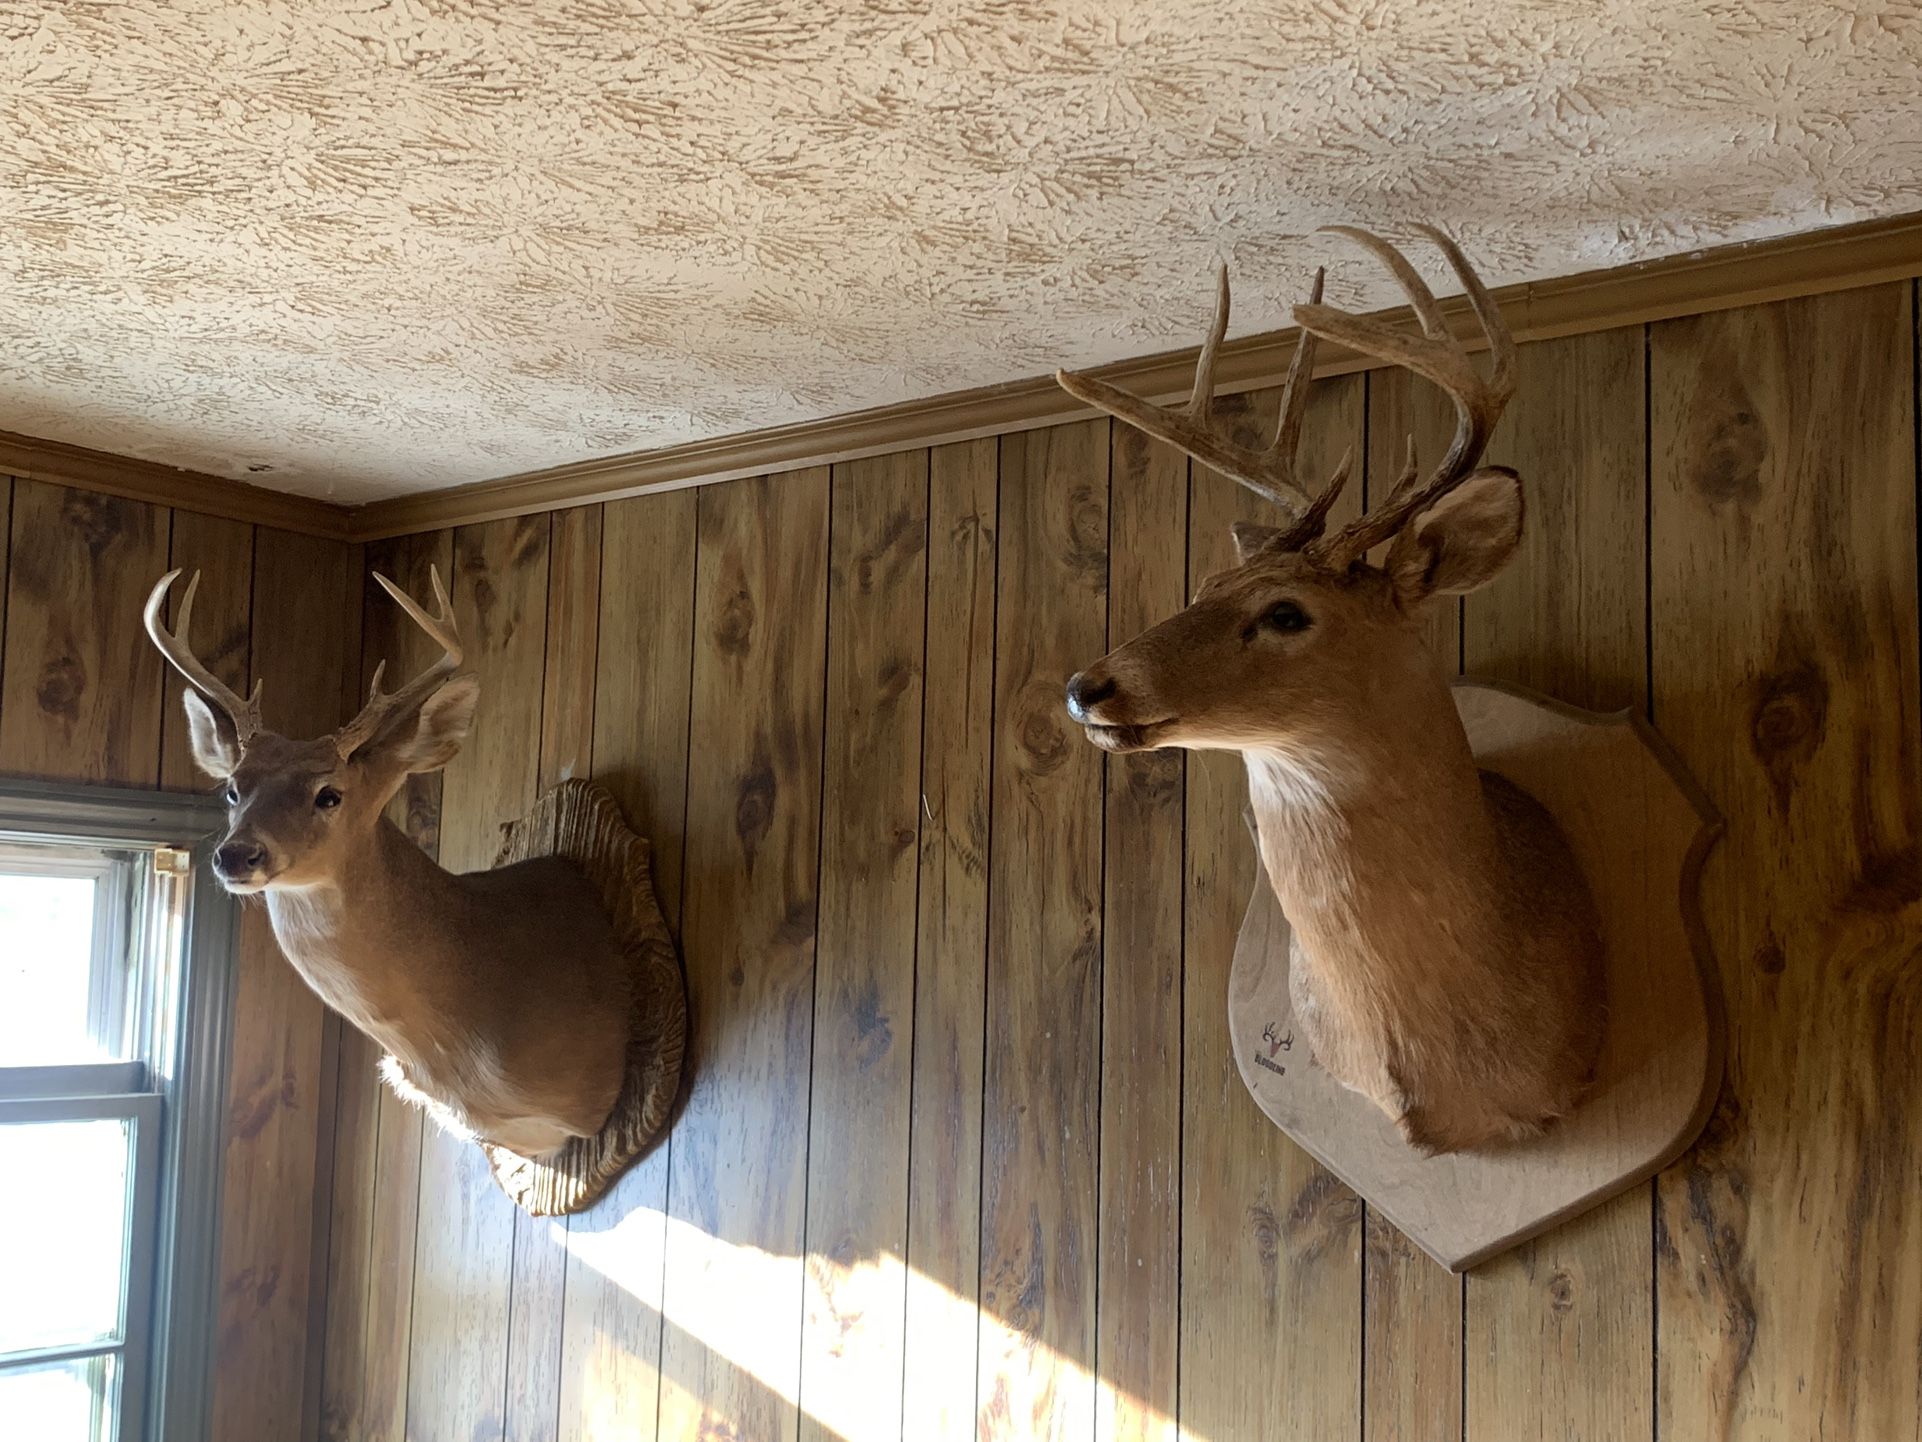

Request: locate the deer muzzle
(211, 837), (272, 891)
(1065, 666), (1174, 753)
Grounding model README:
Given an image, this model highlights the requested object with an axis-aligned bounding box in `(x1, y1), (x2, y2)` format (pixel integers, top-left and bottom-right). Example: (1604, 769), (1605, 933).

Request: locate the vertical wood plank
(1360, 368), (1466, 1442)
(1651, 286), (1922, 1442)
(304, 539), (365, 1442)
(902, 438), (998, 1442)
(159, 514), (254, 791)
(538, 506), (603, 786)
(657, 468), (830, 1442)
(977, 418), (1107, 1442)
(1461, 329), (1653, 1440)
(506, 505), (603, 1442)
(1096, 424), (1186, 1442)
(798, 451), (930, 1442)
(0, 480), (167, 782)
(1179, 379), (1365, 1442)
(335, 531), (454, 1442)
(409, 515), (552, 1442)
(215, 527), (356, 1442)
(557, 490), (696, 1442)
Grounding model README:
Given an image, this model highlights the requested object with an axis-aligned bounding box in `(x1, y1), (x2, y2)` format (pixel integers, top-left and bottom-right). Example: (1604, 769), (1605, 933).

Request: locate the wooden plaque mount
(1228, 681), (1725, 1272)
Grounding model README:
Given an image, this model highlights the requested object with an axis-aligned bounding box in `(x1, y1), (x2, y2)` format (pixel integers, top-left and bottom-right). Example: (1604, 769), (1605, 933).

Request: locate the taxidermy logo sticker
(1256, 1023), (1293, 1077)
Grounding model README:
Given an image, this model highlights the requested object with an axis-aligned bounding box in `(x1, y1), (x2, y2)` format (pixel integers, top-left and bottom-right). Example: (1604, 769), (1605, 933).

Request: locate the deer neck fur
(264, 817), (471, 1068)
(1242, 675), (1511, 1106)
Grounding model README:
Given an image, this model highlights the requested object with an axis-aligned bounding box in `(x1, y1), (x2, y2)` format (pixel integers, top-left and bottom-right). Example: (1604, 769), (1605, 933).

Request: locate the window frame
(0, 776), (237, 1442)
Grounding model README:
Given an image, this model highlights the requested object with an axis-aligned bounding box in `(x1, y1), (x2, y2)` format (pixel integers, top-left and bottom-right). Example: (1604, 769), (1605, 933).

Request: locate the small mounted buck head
(1060, 226), (1519, 764)
(146, 567), (478, 892)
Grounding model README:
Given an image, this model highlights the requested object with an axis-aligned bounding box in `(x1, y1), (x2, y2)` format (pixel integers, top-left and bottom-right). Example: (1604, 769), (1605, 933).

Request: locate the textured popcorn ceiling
(0, 2), (1917, 504)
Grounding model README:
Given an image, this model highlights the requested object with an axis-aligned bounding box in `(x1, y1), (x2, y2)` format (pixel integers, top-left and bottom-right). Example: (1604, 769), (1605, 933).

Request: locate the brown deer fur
(1058, 227), (1605, 1153)
(148, 569), (630, 1158)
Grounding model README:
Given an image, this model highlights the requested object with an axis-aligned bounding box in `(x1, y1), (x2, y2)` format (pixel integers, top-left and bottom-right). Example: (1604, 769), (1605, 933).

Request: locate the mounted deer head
(148, 567), (477, 891)
(146, 568), (632, 1159)
(1057, 228), (1604, 1154)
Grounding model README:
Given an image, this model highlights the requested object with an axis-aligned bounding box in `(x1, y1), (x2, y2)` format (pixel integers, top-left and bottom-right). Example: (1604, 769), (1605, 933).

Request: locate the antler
(332, 566), (465, 758)
(145, 570), (264, 746)
(1056, 264), (1335, 516)
(1296, 225), (1516, 566)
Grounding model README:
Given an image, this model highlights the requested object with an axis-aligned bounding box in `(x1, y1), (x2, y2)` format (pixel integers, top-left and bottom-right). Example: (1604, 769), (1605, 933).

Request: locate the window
(0, 780), (237, 1442)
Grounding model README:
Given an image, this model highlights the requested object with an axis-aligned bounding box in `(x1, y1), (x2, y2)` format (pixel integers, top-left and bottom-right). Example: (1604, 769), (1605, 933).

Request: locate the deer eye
(1265, 601), (1311, 633)
(223, 784), (239, 806)
(315, 786), (343, 811)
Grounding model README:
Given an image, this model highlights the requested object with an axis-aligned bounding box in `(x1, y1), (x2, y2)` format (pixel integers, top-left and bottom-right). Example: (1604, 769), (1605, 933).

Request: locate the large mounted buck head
(146, 567), (478, 893)
(1060, 226), (1519, 762)
(1055, 228), (1609, 1156)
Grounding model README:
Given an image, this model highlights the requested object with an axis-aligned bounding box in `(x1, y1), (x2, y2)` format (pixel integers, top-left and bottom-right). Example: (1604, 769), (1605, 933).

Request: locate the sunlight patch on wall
(559, 1209), (1190, 1442)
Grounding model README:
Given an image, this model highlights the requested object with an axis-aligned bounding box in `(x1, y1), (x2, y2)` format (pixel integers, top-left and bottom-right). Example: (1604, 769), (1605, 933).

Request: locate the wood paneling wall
(0, 482), (360, 1442)
(13, 276), (1914, 1442)
(314, 280), (1922, 1441)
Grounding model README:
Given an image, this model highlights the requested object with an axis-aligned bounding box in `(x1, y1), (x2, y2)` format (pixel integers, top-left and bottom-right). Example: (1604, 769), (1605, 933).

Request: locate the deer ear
(182, 688), (241, 779)
(383, 674), (480, 775)
(1232, 521), (1279, 564)
(1386, 468), (1524, 605)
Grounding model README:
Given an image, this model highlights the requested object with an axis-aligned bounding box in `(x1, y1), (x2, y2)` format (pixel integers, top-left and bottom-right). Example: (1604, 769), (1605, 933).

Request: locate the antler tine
(1268, 266), (1325, 489)
(1413, 222), (1515, 392)
(1294, 227), (1516, 564)
(1055, 264), (1334, 516)
(144, 569), (263, 744)
(333, 565), (466, 758)
(1272, 445), (1354, 552)
(1180, 263), (1232, 424)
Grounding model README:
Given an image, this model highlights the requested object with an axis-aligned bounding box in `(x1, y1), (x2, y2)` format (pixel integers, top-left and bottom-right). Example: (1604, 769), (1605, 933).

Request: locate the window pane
(0, 1120), (132, 1355)
(0, 872), (102, 1065)
(0, 1353), (119, 1442)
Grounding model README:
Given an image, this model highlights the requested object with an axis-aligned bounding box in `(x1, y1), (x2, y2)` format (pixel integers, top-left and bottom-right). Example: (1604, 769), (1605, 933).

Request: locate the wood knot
(734, 762), (775, 859)
(714, 588), (754, 656)
(36, 654), (85, 722)
(1749, 662), (1827, 811)
(1065, 487), (1108, 583)
(1283, 1171), (1360, 1263)
(1247, 1201), (1281, 1265)
(1018, 702), (1070, 773)
(508, 517), (547, 566)
(1752, 937), (1787, 975)
(1122, 751), (1183, 807)
(1546, 1268), (1576, 1313)
(60, 489), (124, 555)
(773, 898), (816, 950)
(1689, 371), (1768, 506)
(876, 656), (914, 708)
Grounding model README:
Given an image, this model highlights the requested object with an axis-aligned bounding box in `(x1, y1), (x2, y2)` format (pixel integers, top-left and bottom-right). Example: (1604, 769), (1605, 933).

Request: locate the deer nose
(213, 841), (267, 878)
(1065, 671), (1118, 723)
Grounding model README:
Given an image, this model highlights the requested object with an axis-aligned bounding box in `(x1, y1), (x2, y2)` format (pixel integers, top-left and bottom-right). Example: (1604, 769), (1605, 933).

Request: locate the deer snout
(213, 839), (269, 885)
(1065, 669), (1118, 723)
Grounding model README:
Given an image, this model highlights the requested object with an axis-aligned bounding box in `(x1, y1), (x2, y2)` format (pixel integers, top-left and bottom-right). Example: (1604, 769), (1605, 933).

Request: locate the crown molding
(345, 211), (1922, 540)
(5, 213), (1917, 543)
(0, 430), (352, 540)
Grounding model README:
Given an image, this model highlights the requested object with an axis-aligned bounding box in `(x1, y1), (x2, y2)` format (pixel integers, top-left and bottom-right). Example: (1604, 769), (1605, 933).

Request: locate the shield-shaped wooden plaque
(1228, 680), (1725, 1272)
